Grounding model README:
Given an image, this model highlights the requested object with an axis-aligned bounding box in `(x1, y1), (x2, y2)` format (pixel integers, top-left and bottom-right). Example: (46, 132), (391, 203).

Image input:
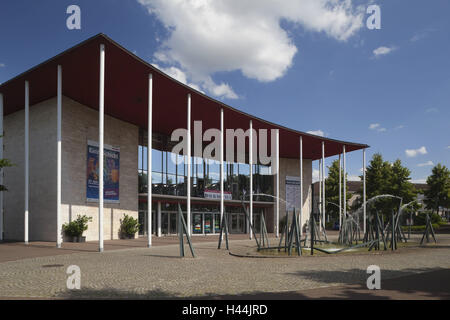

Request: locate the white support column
(318, 158), (321, 226)
(249, 120), (253, 239)
(299, 136), (303, 237)
(343, 145), (347, 219)
(56, 65), (62, 248)
(275, 129), (279, 238)
(339, 153), (342, 230)
(363, 148), (366, 234)
(24, 81), (29, 244)
(322, 141), (325, 226)
(147, 73), (153, 247)
(187, 94), (191, 236)
(0, 93), (3, 241)
(157, 201), (161, 237)
(220, 108), (224, 238)
(98, 44), (105, 252)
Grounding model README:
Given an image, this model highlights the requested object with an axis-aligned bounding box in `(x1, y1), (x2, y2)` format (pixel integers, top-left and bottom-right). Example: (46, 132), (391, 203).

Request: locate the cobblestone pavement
(0, 234), (449, 299)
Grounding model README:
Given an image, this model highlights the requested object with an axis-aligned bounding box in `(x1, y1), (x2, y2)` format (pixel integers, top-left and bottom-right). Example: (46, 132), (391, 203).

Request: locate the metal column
(147, 73), (153, 247)
(275, 129), (279, 238)
(299, 136), (303, 237)
(249, 120), (253, 240)
(56, 65), (62, 248)
(186, 94), (191, 236)
(98, 44), (105, 252)
(24, 81), (29, 244)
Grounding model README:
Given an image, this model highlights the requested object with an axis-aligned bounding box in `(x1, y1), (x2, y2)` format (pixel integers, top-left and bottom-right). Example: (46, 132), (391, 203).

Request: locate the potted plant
(120, 214), (140, 239)
(63, 215), (92, 242)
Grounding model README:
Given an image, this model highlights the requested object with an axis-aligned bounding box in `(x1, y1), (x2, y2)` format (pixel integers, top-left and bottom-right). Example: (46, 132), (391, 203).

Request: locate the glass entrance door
(161, 212), (178, 235)
(230, 213), (246, 233)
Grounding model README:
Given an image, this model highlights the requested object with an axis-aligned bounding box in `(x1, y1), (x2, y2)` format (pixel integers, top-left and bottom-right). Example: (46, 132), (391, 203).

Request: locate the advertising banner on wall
(285, 176), (301, 210)
(86, 140), (120, 203)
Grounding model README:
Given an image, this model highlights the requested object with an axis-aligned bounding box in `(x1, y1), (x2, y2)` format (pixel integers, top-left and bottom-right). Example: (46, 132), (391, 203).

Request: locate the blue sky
(0, 0), (448, 182)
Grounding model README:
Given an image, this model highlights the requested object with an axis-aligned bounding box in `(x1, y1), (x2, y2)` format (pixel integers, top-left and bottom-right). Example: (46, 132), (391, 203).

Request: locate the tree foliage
(363, 154), (417, 215)
(0, 156), (14, 192)
(325, 159), (352, 220)
(424, 163), (450, 213)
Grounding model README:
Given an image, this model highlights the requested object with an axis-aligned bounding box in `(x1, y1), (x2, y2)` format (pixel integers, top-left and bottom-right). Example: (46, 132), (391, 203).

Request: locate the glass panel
(239, 214), (246, 233)
(161, 212), (169, 234)
(253, 213), (261, 234)
(193, 213), (203, 234)
(204, 214), (212, 234)
(231, 214), (238, 232)
(170, 213), (177, 234)
(214, 213), (221, 233)
(138, 210), (146, 235)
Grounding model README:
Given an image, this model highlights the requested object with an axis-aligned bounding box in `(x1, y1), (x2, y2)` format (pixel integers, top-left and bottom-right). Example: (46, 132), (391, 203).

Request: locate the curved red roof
(0, 33), (368, 160)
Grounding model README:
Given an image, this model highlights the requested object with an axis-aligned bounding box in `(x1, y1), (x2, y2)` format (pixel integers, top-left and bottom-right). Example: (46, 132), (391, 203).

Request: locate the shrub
(120, 214), (140, 237)
(63, 215), (92, 237)
(414, 211), (442, 226)
(402, 224), (440, 232)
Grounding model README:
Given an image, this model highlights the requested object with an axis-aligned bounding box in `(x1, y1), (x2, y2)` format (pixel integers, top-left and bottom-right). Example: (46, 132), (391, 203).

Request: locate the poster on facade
(285, 176), (301, 210)
(86, 140), (120, 203)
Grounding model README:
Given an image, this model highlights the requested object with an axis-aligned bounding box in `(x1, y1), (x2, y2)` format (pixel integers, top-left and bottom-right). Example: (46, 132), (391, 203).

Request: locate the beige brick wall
(61, 96), (139, 241)
(4, 98), (57, 241)
(3, 96), (139, 241)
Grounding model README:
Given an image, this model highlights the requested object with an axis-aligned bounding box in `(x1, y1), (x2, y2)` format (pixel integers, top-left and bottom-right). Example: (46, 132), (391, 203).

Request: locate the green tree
(389, 159), (417, 204)
(325, 159), (352, 221)
(362, 154), (416, 216)
(364, 153), (393, 214)
(424, 164), (450, 213)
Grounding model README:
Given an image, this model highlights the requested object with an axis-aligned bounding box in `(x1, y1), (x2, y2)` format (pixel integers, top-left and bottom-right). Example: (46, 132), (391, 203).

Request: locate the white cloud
(425, 107), (438, 113)
(312, 169), (320, 183)
(417, 161), (434, 167)
(395, 125), (404, 130)
(411, 178), (427, 184)
(152, 63), (204, 93)
(369, 123), (386, 132)
(373, 46), (396, 57)
(138, 0), (364, 98)
(307, 130), (325, 137)
(447, 146), (450, 150)
(347, 175), (361, 181)
(405, 146), (427, 158)
(0, 63), (5, 68)
(410, 28), (436, 42)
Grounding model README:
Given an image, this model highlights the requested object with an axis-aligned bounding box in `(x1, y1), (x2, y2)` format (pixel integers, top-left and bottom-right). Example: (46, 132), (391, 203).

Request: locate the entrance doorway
(229, 213), (246, 234)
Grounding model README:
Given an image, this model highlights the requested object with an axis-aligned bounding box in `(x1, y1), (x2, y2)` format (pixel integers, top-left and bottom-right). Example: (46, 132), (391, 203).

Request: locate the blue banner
(86, 141), (120, 202)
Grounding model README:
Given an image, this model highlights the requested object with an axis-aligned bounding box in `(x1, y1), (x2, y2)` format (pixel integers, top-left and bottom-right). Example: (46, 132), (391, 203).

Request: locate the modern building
(0, 34), (368, 248)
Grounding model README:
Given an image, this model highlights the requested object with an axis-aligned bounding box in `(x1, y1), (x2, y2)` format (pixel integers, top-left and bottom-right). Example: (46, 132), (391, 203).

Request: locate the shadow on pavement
(55, 268), (450, 300)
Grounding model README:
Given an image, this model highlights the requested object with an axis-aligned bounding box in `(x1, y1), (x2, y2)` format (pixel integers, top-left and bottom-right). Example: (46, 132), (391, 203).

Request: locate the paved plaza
(0, 232), (449, 299)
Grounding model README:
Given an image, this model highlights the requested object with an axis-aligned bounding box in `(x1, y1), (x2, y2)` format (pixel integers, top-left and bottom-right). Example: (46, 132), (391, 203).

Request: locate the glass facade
(138, 200), (266, 236)
(138, 131), (274, 201)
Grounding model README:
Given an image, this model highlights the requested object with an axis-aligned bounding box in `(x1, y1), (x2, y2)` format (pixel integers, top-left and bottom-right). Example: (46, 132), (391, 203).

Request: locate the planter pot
(67, 236), (86, 242)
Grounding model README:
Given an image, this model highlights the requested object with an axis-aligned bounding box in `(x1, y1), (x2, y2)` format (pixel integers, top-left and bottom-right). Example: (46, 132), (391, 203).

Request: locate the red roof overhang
(0, 33), (368, 161)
